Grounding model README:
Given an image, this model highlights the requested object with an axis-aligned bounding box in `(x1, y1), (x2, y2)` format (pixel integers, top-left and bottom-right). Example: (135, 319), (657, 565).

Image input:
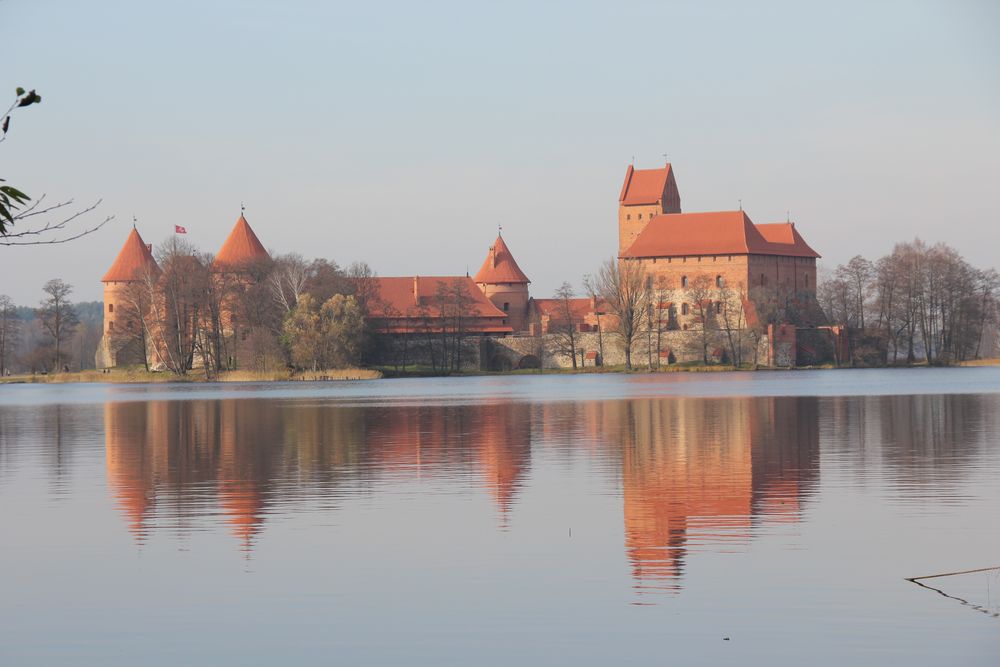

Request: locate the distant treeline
(0, 290), (103, 375)
(818, 238), (999, 365)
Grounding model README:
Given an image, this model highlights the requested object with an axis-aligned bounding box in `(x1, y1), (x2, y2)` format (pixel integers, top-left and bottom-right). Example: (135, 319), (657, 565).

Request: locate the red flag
(174, 225), (187, 234)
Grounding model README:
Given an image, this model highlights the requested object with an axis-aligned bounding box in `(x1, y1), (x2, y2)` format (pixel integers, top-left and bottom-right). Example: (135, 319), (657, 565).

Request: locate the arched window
(681, 275), (688, 288)
(681, 303), (689, 316)
(716, 275), (723, 287)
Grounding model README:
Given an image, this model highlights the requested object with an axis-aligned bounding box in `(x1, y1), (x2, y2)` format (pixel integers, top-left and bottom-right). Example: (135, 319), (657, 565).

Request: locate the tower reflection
(103, 394), (819, 596)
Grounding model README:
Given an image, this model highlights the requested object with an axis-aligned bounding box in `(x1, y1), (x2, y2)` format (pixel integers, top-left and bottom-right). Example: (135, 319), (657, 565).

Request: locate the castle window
(760, 274), (767, 287)
(108, 320), (114, 332)
(716, 302), (723, 314)
(681, 275), (688, 288)
(805, 274), (809, 288)
(716, 275), (723, 287)
(626, 214), (631, 220)
(503, 302), (509, 312)
(681, 303), (689, 315)
(108, 303), (114, 313)
(638, 213), (643, 220)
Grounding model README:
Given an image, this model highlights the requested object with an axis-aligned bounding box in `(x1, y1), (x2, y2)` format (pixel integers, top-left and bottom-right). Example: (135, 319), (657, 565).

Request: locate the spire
(213, 213), (270, 271)
(102, 228), (160, 282)
(474, 234), (530, 285)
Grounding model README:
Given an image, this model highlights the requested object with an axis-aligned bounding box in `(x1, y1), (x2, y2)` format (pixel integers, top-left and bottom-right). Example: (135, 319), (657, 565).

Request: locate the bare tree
(592, 258), (648, 370)
(37, 279), (79, 371)
(548, 282), (580, 369)
(687, 275), (715, 364)
(0, 294), (19, 375)
(269, 253), (310, 314)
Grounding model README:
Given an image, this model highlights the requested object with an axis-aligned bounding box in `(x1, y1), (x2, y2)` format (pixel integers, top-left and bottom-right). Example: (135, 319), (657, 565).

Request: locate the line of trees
(819, 239), (999, 365)
(0, 283), (103, 375)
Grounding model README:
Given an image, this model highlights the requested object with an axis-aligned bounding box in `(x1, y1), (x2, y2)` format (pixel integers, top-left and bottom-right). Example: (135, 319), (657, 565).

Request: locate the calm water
(1, 369), (998, 665)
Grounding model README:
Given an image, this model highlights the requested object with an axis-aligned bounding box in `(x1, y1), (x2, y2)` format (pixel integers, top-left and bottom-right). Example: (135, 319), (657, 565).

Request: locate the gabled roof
(619, 164), (677, 206)
(620, 211), (820, 259)
(213, 215), (270, 270)
(755, 223), (820, 257)
(368, 276), (512, 333)
(474, 235), (530, 284)
(102, 228), (160, 282)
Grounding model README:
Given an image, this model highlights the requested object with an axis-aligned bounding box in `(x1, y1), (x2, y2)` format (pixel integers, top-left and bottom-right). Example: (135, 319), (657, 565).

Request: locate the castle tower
(96, 227), (160, 368)
(618, 163), (681, 255)
(211, 214), (271, 369)
(212, 214), (270, 272)
(474, 233), (530, 334)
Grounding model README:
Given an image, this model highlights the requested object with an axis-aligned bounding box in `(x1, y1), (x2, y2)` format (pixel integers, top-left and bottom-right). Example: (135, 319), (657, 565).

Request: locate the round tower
(474, 233), (530, 333)
(97, 227), (160, 368)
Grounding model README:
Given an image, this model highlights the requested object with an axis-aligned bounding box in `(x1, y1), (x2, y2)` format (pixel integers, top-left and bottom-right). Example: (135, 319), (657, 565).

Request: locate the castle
(97, 163), (829, 370)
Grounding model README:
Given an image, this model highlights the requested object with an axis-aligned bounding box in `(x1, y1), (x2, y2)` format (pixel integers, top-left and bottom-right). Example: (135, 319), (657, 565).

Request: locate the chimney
(413, 276), (419, 305)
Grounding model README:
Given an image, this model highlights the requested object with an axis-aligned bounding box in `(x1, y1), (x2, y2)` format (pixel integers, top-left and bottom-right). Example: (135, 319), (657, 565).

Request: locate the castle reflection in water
(103, 395), (823, 594)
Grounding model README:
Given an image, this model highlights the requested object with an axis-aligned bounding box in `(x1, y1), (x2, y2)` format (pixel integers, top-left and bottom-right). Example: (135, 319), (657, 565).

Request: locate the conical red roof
(213, 215), (270, 270)
(102, 228), (160, 282)
(474, 235), (530, 284)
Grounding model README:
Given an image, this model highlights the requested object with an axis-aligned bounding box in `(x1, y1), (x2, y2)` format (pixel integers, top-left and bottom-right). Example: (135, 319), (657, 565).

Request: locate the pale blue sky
(2, 0), (998, 304)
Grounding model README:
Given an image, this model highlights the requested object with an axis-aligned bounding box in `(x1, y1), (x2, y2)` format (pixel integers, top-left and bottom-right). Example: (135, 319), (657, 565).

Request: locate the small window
(108, 303), (114, 313)
(646, 277), (653, 290)
(716, 302), (723, 314)
(805, 274), (810, 288)
(760, 274), (767, 287)
(638, 213), (643, 220)
(681, 276), (688, 288)
(681, 303), (689, 315)
(503, 302), (509, 312)
(108, 320), (114, 332)
(626, 214), (631, 221)
(716, 275), (723, 287)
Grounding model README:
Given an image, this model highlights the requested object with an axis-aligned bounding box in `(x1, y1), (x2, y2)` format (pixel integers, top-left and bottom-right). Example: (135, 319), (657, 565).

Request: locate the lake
(1, 368), (998, 665)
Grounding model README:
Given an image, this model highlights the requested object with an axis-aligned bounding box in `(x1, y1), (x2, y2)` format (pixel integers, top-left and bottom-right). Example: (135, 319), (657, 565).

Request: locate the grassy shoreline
(0, 368), (382, 384)
(2, 358), (996, 385)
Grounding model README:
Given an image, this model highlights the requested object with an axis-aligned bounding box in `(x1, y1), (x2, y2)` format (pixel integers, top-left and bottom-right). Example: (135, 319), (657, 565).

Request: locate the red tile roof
(368, 276), (512, 334)
(474, 235), (530, 284)
(620, 211), (820, 259)
(213, 215), (270, 270)
(619, 164), (677, 206)
(102, 228), (160, 282)
(531, 297), (608, 321)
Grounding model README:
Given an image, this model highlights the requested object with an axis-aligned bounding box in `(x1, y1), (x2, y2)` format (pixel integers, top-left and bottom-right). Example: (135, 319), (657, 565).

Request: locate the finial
(132, 214), (137, 230)
(738, 198), (742, 211)
(787, 210), (790, 223)
(241, 202), (245, 217)
(631, 154), (635, 165)
(662, 152), (668, 164)
(498, 223), (502, 237)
